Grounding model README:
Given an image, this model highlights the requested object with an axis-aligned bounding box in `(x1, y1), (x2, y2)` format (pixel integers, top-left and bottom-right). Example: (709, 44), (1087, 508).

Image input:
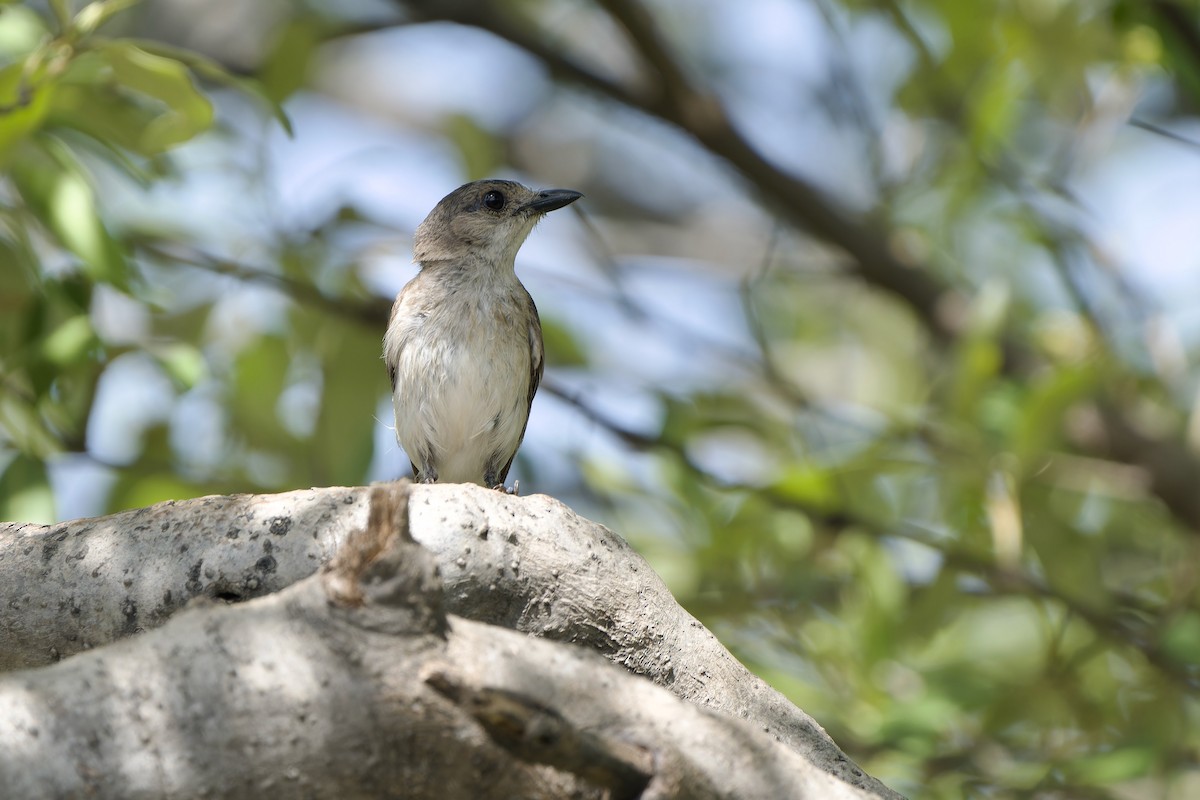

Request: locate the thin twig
(135, 239), (391, 328)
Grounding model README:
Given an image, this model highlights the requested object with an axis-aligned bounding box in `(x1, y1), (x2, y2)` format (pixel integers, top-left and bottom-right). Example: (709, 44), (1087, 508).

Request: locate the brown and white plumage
(383, 179), (580, 488)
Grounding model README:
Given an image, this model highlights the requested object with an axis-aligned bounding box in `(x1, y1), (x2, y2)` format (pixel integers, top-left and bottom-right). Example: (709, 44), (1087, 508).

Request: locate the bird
(383, 179), (582, 491)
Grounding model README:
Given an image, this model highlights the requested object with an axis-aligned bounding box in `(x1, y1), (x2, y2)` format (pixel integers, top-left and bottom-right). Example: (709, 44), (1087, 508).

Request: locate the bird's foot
(491, 481), (519, 496)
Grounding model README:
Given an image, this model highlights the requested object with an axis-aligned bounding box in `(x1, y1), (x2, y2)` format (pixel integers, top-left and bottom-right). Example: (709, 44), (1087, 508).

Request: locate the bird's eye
(482, 190), (505, 210)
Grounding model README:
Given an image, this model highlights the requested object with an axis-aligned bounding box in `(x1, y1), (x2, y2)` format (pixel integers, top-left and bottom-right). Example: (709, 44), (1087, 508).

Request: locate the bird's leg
(485, 468), (518, 495)
(414, 461), (437, 484)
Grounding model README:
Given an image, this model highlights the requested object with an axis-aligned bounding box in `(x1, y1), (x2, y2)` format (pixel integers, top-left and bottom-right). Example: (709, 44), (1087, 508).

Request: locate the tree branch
(135, 238), (392, 328)
(0, 482), (904, 798)
(399, 0), (956, 342)
(543, 385), (1200, 691)
(387, 0), (1200, 537)
(0, 483), (896, 798)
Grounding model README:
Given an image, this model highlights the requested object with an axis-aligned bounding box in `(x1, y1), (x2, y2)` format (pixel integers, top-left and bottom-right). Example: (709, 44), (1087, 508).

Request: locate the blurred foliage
(2, 0), (1200, 797)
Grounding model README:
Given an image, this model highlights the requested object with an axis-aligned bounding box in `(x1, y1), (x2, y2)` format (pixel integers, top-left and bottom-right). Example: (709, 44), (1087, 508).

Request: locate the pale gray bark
(0, 483), (904, 799)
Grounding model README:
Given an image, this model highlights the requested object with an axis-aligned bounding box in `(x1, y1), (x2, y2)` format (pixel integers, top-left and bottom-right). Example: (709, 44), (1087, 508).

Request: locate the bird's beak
(523, 189), (583, 214)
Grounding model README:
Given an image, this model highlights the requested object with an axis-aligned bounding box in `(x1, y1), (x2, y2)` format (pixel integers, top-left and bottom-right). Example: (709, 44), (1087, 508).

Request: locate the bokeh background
(4, 0), (1200, 796)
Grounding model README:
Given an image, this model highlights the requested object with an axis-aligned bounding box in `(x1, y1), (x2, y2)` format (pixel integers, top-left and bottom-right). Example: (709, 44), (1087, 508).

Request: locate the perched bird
(384, 179), (582, 490)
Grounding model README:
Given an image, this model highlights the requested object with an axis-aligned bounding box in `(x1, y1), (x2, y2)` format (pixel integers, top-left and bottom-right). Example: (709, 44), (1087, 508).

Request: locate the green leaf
(50, 50), (178, 165)
(95, 40), (214, 152)
(1013, 363), (1099, 467)
(152, 342), (207, 390)
(969, 64), (1027, 159)
(0, 392), (61, 458)
(47, 0), (72, 32)
(232, 335), (292, 448)
(257, 18), (321, 105)
(0, 60), (55, 166)
(1066, 746), (1155, 784)
(0, 235), (37, 328)
(444, 113), (502, 180)
(0, 453), (55, 522)
(0, 6), (51, 61)
(9, 137), (130, 287)
(769, 464), (838, 512)
(106, 472), (206, 513)
(541, 316), (588, 367)
(71, 0), (142, 38)
(309, 320), (383, 483)
(132, 38), (293, 135)
(40, 313), (96, 365)
(1162, 612), (1200, 667)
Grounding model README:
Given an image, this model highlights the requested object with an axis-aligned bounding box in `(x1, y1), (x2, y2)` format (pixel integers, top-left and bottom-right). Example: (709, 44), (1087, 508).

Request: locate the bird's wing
(384, 284), (415, 393)
(497, 288), (544, 484)
(526, 289), (545, 414)
(386, 296), (405, 393)
(386, 279), (430, 480)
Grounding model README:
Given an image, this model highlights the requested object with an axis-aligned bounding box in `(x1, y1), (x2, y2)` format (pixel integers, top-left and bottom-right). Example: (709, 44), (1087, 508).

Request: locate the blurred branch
(397, 0), (958, 345)
(591, 0), (695, 108)
(875, 1), (1200, 538)
(566, 206), (654, 320)
(811, 0), (887, 189)
(1128, 117), (1200, 154)
(134, 239), (392, 328)
(739, 228), (818, 408)
(1088, 404), (1200, 532)
(543, 381), (1199, 691)
(267, 0), (1200, 537)
(623, 1), (1200, 541)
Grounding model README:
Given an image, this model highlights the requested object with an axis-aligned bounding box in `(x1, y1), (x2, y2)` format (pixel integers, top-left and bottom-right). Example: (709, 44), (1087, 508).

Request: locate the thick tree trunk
(0, 483), (904, 799)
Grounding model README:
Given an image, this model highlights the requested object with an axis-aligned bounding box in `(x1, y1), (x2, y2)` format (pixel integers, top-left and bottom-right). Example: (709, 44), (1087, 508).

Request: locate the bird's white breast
(386, 273), (533, 484)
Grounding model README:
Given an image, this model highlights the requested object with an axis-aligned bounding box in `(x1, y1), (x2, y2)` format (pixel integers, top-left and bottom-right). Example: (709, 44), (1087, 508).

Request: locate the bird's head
(412, 179), (583, 268)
